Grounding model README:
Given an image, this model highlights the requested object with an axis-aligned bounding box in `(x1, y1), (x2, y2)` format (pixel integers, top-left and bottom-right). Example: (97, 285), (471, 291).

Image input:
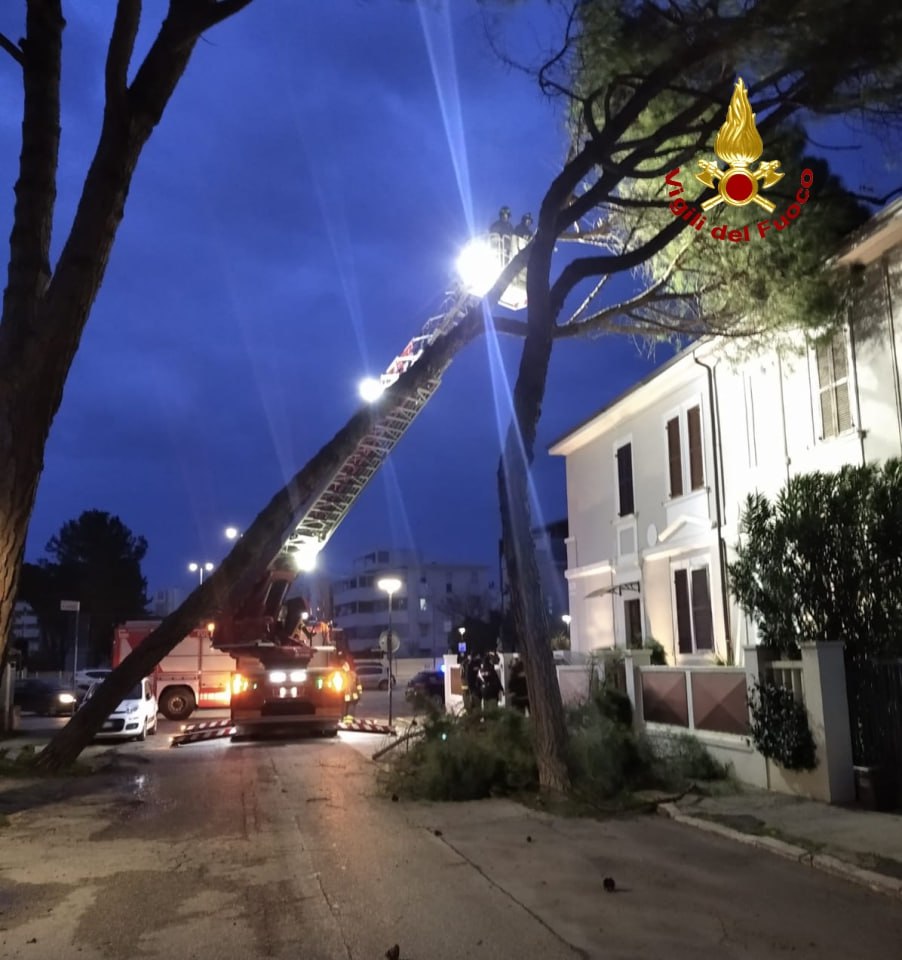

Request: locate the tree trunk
(498, 228), (570, 793)
(36, 312), (483, 769)
(0, 395), (45, 664)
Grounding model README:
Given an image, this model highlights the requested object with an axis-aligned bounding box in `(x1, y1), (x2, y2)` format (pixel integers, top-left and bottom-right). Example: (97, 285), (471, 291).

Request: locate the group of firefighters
(457, 650), (530, 714)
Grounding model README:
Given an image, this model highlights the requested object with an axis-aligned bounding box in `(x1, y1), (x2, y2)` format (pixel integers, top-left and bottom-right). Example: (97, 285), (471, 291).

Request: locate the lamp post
(224, 526), (240, 541)
(188, 561), (214, 585)
(377, 576), (402, 729)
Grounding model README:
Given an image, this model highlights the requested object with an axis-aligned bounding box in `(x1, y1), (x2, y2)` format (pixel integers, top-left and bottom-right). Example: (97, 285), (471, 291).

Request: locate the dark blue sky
(2, 1), (898, 597)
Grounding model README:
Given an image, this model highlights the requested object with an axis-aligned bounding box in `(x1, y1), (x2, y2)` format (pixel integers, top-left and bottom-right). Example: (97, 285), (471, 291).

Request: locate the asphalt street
(2, 706), (902, 959)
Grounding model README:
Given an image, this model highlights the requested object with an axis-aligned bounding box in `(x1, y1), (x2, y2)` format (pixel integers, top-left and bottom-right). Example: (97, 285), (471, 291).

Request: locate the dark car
(405, 670), (445, 707)
(14, 678), (78, 716)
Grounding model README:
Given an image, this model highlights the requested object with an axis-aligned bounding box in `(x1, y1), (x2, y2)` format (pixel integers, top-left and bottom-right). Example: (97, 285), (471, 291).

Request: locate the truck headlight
(269, 670), (287, 684)
(329, 672), (344, 693)
(57, 693), (76, 705)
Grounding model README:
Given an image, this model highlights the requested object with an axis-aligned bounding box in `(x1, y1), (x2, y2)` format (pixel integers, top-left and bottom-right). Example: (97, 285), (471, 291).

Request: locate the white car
(355, 661), (396, 691)
(84, 676), (158, 740)
(75, 668), (112, 698)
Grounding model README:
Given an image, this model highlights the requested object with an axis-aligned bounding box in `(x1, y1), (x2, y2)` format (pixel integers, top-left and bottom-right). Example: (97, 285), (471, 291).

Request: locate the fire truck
(113, 611), (358, 725)
(114, 620), (232, 720)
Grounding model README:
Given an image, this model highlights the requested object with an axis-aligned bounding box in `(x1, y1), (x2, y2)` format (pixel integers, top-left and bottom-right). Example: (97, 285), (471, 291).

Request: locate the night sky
(1, 1), (898, 599)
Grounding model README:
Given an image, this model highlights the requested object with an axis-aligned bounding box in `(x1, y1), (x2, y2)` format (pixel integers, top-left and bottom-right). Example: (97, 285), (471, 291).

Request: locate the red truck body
(113, 620), (234, 721)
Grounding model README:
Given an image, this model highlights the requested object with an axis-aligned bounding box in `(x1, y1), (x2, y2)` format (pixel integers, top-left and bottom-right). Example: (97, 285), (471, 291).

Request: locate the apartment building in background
(331, 549), (498, 659)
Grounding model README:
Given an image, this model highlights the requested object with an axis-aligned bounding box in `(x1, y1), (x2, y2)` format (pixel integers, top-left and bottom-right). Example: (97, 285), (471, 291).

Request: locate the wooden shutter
(666, 417), (683, 497)
(690, 567), (714, 651)
(816, 331), (852, 438)
(832, 334), (853, 433)
(687, 406), (704, 490)
(616, 443), (635, 516)
(674, 569), (693, 654)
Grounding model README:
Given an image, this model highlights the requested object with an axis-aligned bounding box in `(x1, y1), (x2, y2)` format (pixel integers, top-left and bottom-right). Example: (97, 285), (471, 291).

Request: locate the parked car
(82, 676), (158, 740)
(405, 670), (445, 707)
(74, 668), (112, 699)
(355, 662), (396, 691)
(14, 678), (78, 716)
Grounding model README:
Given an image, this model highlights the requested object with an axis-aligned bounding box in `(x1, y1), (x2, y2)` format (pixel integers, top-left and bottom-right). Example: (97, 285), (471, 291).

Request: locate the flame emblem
(695, 78), (783, 212)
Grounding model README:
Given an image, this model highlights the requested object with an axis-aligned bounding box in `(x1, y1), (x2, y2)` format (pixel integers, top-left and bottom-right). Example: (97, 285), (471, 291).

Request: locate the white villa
(550, 199), (902, 665)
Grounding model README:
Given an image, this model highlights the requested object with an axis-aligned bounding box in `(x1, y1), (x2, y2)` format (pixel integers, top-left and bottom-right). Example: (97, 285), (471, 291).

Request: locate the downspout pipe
(694, 352), (733, 664)
(881, 257), (902, 452)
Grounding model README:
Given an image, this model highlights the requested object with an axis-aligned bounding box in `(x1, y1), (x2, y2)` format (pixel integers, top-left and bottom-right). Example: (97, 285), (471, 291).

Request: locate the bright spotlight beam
(358, 377), (385, 403)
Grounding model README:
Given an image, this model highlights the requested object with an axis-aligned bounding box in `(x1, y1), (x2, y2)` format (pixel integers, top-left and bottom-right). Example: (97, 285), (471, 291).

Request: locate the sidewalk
(661, 786), (902, 898)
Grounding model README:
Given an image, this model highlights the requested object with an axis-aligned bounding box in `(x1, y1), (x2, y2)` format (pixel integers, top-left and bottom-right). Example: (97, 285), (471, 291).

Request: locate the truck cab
(230, 646), (359, 736)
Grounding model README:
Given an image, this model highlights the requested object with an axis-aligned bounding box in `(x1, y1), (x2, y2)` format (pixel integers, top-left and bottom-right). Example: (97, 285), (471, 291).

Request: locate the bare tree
(0, 0), (257, 674)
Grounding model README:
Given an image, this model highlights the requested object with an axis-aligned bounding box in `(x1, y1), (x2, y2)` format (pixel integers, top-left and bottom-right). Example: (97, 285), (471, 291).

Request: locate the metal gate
(845, 656), (902, 809)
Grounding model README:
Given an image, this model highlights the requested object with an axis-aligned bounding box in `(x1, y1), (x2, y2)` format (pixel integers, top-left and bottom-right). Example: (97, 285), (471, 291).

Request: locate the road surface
(2, 722), (902, 959)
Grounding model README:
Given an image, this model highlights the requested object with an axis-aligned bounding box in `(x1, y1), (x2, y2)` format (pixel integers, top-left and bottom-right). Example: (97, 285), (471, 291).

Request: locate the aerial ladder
(172, 211), (532, 743)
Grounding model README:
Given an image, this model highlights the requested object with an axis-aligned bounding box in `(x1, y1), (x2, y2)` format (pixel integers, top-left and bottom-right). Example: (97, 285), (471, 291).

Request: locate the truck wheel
(159, 687), (196, 721)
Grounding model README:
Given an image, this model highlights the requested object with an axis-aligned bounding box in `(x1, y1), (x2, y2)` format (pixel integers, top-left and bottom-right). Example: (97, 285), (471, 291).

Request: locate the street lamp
(188, 561), (214, 584)
(377, 576), (402, 729)
(458, 625), (466, 651)
(224, 526), (240, 541)
(562, 614), (571, 626)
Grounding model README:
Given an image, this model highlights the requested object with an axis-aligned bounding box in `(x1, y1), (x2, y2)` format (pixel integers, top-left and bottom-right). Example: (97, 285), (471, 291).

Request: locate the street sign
(378, 629), (400, 653)
(60, 600), (80, 612)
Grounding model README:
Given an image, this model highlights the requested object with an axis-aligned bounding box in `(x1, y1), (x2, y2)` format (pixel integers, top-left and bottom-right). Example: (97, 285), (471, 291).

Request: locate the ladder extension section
(281, 289), (476, 560)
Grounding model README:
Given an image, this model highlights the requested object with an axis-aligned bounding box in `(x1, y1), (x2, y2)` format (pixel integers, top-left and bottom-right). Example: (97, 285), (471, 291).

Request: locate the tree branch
(0, 0), (64, 354)
(31, 0), (256, 404)
(550, 215), (687, 316)
(105, 0), (142, 111)
(0, 32), (24, 65)
(199, 0), (256, 29)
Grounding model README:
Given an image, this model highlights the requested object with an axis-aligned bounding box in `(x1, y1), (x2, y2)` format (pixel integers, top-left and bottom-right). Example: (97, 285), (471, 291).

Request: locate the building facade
(550, 199), (902, 665)
(331, 549), (497, 659)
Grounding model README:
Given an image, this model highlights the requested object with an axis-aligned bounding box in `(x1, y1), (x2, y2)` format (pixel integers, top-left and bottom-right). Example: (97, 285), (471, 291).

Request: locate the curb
(659, 803), (902, 901)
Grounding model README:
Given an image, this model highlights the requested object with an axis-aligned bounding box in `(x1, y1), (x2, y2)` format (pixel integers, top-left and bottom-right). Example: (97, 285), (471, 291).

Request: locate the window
(616, 442), (635, 516)
(816, 331), (852, 438)
(624, 598), (643, 649)
(673, 564), (714, 654)
(419, 597), (428, 612)
(687, 406), (704, 490)
(419, 623), (430, 638)
(446, 582), (452, 594)
(665, 404), (704, 498)
(666, 417), (683, 497)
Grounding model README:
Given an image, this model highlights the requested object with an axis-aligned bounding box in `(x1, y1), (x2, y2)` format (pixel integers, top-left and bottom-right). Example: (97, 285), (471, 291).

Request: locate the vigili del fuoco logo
(663, 78), (813, 243)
